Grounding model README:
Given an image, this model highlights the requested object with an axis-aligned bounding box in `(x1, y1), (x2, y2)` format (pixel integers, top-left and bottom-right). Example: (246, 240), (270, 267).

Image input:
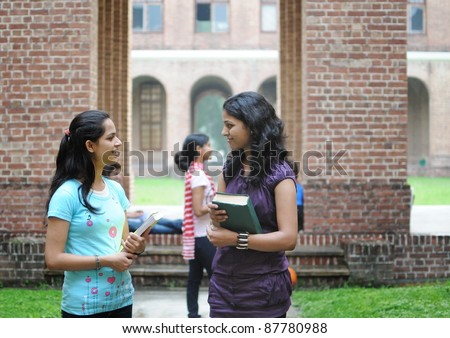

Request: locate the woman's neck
(92, 166), (106, 191)
(91, 177), (105, 191)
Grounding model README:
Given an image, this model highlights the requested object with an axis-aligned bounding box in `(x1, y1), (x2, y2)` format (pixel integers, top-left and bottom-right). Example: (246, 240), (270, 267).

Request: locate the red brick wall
(2, 232), (449, 287)
(281, 0), (411, 234)
(0, 0), (131, 232)
(0, 0), (98, 232)
(298, 233), (450, 285)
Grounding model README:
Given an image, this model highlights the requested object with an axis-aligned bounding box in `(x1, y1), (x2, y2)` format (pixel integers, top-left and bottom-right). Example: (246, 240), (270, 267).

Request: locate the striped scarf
(182, 161), (216, 260)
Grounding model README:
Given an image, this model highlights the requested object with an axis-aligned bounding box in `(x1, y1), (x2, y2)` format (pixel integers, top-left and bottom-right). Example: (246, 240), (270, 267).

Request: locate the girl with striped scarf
(174, 133), (216, 318)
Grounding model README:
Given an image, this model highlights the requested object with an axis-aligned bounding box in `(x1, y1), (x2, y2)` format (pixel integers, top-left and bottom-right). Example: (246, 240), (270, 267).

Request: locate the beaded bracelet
(236, 232), (249, 250)
(95, 255), (101, 270)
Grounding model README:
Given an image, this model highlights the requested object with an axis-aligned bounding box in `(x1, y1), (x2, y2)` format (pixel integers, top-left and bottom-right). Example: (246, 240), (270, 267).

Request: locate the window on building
(261, 0), (277, 32)
(133, 0), (163, 32)
(196, 0), (229, 33)
(139, 82), (164, 150)
(408, 0), (425, 34)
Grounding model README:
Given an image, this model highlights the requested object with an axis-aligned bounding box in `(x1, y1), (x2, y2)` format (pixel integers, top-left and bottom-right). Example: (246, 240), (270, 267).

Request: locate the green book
(211, 192), (262, 234)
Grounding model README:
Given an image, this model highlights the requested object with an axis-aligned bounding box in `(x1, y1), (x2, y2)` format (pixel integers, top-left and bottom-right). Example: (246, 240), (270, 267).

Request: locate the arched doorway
(258, 76), (277, 110)
(132, 76), (167, 176)
(408, 77), (430, 175)
(191, 76), (232, 161)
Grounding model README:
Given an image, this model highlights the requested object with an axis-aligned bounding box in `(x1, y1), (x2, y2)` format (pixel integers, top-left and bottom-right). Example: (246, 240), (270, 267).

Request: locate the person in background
(45, 110), (148, 318)
(174, 133), (217, 318)
(293, 162), (304, 232)
(207, 91), (298, 318)
(126, 210), (182, 234)
(102, 163), (182, 235)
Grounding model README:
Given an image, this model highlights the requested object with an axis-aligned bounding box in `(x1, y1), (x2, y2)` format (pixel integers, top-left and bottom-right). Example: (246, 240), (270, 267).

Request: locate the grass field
(132, 176), (450, 206)
(407, 176), (450, 205)
(1, 280), (450, 318)
(133, 177), (184, 205)
(292, 280), (450, 318)
(0, 287), (61, 318)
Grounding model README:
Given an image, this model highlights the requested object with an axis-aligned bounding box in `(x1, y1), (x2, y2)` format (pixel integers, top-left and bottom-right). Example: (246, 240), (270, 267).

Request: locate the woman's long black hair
(222, 91), (290, 186)
(174, 133), (210, 173)
(45, 110), (110, 217)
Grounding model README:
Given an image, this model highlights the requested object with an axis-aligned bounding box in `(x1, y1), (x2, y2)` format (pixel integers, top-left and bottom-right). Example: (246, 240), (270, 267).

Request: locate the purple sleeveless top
(208, 161), (296, 318)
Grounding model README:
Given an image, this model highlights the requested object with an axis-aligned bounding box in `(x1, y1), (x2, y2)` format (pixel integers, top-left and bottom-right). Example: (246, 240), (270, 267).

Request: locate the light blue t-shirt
(47, 178), (132, 316)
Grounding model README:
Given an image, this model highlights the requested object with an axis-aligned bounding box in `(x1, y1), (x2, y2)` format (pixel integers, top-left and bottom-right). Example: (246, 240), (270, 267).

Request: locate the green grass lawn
(131, 176), (450, 206)
(132, 177), (185, 205)
(292, 281), (450, 318)
(0, 287), (62, 318)
(2, 280), (450, 318)
(407, 176), (450, 205)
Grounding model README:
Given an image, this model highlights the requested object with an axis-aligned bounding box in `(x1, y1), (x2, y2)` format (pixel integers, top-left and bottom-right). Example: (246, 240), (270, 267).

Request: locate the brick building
(130, 0), (279, 177)
(406, 0), (450, 176)
(131, 0), (450, 178)
(1, 0), (449, 288)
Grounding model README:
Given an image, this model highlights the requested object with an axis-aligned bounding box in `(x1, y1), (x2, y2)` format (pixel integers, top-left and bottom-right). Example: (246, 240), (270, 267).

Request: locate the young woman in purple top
(207, 91), (298, 318)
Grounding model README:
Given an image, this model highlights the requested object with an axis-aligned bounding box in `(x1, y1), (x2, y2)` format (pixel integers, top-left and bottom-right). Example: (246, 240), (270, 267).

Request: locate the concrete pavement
(410, 205), (450, 235)
(132, 287), (299, 318)
(133, 287), (210, 318)
(131, 204), (450, 318)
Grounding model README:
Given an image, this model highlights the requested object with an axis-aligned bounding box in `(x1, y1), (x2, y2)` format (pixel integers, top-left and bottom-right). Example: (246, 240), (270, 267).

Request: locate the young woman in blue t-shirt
(44, 110), (148, 317)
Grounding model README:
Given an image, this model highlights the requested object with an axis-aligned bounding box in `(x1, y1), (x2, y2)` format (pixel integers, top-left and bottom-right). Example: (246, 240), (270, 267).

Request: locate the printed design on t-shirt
(109, 226), (117, 238)
(82, 273), (99, 314)
(86, 214), (93, 227)
(105, 275), (115, 299)
(108, 190), (121, 242)
(111, 194), (120, 206)
(81, 269), (129, 314)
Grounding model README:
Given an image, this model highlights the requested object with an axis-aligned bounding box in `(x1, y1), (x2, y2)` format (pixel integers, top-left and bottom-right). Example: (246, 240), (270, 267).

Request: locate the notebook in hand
(120, 211), (163, 253)
(133, 211), (163, 236)
(211, 192), (262, 234)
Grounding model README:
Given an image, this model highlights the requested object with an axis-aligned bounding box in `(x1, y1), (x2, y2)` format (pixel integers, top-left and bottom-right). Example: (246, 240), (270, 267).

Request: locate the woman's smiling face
(89, 118), (122, 167)
(221, 110), (251, 151)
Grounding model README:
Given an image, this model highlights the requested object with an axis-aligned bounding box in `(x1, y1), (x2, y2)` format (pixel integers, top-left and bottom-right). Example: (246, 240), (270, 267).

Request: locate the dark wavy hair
(45, 110), (111, 217)
(222, 91), (290, 186)
(174, 133), (210, 172)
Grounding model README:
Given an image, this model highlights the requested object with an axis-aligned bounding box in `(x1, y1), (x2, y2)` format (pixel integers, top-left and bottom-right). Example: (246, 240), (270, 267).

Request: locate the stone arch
(407, 77), (430, 175)
(257, 76), (277, 110)
(190, 76), (232, 159)
(132, 76), (167, 151)
(131, 76), (167, 176)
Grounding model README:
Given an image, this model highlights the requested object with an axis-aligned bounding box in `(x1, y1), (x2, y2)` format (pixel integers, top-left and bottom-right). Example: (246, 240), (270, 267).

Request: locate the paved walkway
(131, 204), (450, 318)
(133, 287), (210, 318)
(133, 287), (299, 318)
(410, 205), (450, 235)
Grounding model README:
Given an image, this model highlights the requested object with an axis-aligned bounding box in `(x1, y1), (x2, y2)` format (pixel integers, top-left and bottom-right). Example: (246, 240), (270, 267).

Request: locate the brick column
(279, 0), (411, 234)
(280, 0), (303, 162)
(98, 0), (132, 198)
